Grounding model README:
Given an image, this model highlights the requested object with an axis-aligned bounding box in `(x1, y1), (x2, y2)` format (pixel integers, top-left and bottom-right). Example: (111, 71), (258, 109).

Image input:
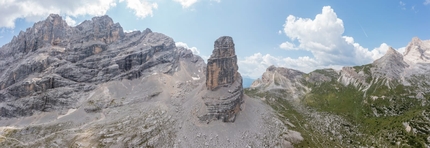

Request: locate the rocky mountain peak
(404, 37), (430, 63)
(372, 46), (408, 80)
(0, 14), (182, 118)
(267, 65), (277, 72)
(385, 47), (397, 55)
(373, 46), (405, 65)
(211, 36), (236, 58)
(251, 65), (306, 93)
(411, 37), (422, 45)
(2, 14), (70, 55)
(46, 14), (63, 22)
(91, 15), (114, 24)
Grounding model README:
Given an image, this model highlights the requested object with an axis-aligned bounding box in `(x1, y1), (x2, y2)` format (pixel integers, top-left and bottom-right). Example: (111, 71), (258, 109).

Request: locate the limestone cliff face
(206, 36), (239, 90)
(200, 36), (243, 123)
(0, 14), (180, 118)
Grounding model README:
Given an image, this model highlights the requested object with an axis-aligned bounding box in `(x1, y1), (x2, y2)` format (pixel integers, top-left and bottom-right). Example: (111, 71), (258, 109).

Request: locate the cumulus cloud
(173, 0), (199, 8)
(0, 0), (158, 28)
(238, 53), (324, 79)
(242, 6), (393, 79)
(120, 0), (158, 18)
(175, 42), (200, 55)
(64, 16), (76, 26)
(279, 41), (298, 50)
(281, 6), (390, 65)
(397, 47), (406, 55)
(124, 29), (138, 33)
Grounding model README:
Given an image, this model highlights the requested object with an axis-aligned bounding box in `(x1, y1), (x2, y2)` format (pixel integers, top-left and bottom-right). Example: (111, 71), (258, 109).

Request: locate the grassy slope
(245, 88), (342, 147)
(304, 68), (430, 147)
(247, 67), (430, 147)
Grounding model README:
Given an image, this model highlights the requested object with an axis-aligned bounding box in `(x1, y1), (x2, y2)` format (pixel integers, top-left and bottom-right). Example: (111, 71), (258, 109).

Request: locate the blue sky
(0, 0), (429, 78)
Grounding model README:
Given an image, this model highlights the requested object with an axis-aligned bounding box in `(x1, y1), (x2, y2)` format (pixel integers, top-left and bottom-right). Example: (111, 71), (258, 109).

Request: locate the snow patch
(192, 75), (200, 80)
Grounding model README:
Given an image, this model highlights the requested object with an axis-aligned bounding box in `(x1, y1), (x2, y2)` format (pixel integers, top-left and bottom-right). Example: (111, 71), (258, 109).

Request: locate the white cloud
(397, 47), (406, 55)
(400, 1), (406, 10)
(175, 42), (200, 55)
(201, 55), (210, 62)
(281, 6), (388, 66)
(211, 0), (221, 3)
(279, 41), (298, 50)
(0, 0), (158, 28)
(0, 0), (119, 28)
(425, 0), (430, 5)
(64, 16), (76, 26)
(240, 6), (394, 79)
(120, 0), (158, 18)
(173, 0), (199, 8)
(278, 30), (282, 34)
(238, 53), (324, 79)
(124, 29), (138, 33)
(370, 43), (390, 60)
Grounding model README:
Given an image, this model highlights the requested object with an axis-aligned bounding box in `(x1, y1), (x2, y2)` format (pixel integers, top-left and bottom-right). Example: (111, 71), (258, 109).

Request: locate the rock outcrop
(251, 65), (305, 89)
(371, 47), (408, 80)
(403, 37), (430, 63)
(206, 36), (239, 90)
(200, 36), (243, 122)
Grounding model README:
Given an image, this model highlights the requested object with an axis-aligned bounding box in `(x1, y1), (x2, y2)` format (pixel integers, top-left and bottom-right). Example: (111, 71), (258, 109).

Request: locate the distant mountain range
(248, 37), (430, 147)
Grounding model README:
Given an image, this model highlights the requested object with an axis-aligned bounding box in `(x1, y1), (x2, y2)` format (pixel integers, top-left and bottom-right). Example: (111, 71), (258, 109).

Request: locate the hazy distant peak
(385, 47), (397, 55)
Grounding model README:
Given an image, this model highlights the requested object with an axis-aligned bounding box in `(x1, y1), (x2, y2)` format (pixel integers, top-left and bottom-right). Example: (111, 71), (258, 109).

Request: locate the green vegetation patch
(302, 77), (429, 147)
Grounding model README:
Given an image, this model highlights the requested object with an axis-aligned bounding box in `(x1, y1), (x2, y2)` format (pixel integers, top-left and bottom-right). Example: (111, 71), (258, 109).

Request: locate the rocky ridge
(248, 37), (430, 147)
(0, 14), (184, 118)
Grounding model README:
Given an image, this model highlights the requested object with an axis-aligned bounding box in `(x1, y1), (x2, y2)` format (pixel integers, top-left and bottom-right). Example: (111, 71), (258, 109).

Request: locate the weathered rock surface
(206, 36), (239, 90)
(200, 36), (244, 122)
(372, 47), (409, 80)
(252, 65), (305, 89)
(403, 37), (430, 63)
(0, 14), (180, 118)
(0, 15), (296, 148)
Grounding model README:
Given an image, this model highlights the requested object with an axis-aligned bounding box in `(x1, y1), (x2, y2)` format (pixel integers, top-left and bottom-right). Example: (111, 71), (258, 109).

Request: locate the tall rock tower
(206, 36), (239, 90)
(200, 36), (244, 123)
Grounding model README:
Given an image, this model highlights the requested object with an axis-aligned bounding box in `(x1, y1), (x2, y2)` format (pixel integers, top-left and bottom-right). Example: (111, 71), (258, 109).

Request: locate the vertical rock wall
(201, 36), (244, 123)
(206, 36), (239, 90)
